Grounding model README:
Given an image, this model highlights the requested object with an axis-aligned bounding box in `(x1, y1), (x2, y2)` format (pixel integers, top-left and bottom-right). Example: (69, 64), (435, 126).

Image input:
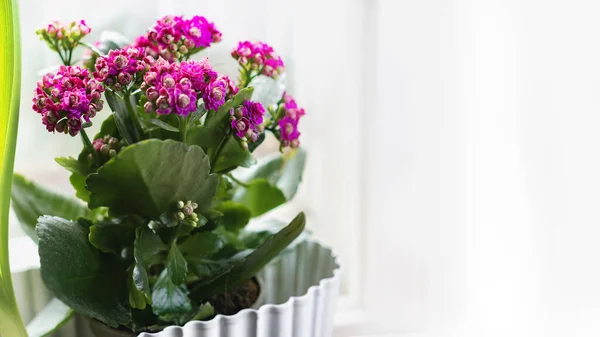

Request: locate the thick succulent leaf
(185, 87), (254, 151)
(26, 298), (73, 337)
(11, 174), (88, 243)
(37, 216), (130, 328)
(189, 212), (306, 300)
(98, 30), (130, 51)
(233, 149), (306, 216)
(87, 139), (218, 218)
(132, 226), (166, 306)
(54, 157), (92, 176)
(166, 243), (187, 285)
(211, 138), (256, 174)
(148, 118), (179, 132)
(69, 172), (90, 202)
(88, 217), (138, 254)
(215, 201), (252, 232)
(239, 148), (306, 200)
(179, 231), (223, 258)
(234, 179), (286, 217)
(151, 269), (192, 317)
(249, 74), (286, 109)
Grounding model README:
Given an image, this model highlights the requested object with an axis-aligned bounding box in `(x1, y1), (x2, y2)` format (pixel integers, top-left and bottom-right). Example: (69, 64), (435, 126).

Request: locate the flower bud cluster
(90, 135), (125, 161)
(36, 20), (91, 53)
(141, 57), (234, 115)
(32, 66), (104, 136)
(275, 92), (305, 148)
(231, 41), (284, 82)
(137, 15), (221, 61)
(174, 200), (201, 227)
(93, 47), (151, 91)
(230, 100), (265, 150)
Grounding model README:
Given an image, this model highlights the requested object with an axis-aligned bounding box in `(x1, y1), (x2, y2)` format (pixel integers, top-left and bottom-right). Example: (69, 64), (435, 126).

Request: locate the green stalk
(0, 0), (28, 336)
(210, 130), (230, 170)
(80, 128), (100, 167)
(124, 90), (144, 138)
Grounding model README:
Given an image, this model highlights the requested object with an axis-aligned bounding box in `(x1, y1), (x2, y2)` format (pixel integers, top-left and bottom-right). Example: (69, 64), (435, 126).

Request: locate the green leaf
(148, 118), (179, 132)
(104, 90), (141, 145)
(127, 268), (147, 310)
(167, 243), (187, 285)
(152, 269), (192, 317)
(132, 226), (166, 304)
(37, 216), (130, 328)
(70, 172), (90, 202)
(179, 231), (223, 257)
(98, 31), (130, 51)
(189, 212), (306, 300)
(0, 1), (27, 333)
(54, 157), (92, 176)
(239, 148), (307, 200)
(11, 174), (89, 243)
(87, 139), (218, 218)
(215, 201), (252, 232)
(185, 87), (254, 151)
(26, 298), (74, 337)
(88, 217), (138, 254)
(212, 138), (256, 174)
(234, 179), (286, 217)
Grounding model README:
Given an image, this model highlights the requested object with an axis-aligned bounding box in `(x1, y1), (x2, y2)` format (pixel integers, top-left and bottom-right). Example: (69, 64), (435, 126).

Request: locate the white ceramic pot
(90, 240), (340, 337)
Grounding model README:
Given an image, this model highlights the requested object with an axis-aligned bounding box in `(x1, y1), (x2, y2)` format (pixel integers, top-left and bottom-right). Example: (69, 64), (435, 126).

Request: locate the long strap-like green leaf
(0, 0), (27, 336)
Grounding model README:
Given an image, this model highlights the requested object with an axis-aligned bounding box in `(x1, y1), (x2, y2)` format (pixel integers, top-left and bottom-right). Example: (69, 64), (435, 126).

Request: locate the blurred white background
(11, 0), (600, 336)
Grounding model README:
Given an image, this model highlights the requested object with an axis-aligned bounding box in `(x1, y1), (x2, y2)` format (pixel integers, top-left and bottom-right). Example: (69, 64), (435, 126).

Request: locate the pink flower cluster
(93, 47), (149, 91)
(231, 41), (285, 78)
(142, 58), (234, 116)
(37, 20), (91, 41)
(143, 15), (221, 60)
(277, 93), (305, 148)
(132, 35), (161, 60)
(230, 100), (265, 142)
(32, 66), (104, 136)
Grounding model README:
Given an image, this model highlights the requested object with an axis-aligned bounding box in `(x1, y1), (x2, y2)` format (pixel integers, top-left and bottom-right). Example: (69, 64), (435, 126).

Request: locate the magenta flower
(203, 77), (227, 111)
(230, 100), (265, 142)
(276, 92), (304, 148)
(231, 117), (251, 138)
(231, 41), (285, 79)
(144, 15), (221, 60)
(142, 57), (227, 116)
(93, 46), (148, 91)
(278, 116), (300, 148)
(173, 83), (197, 116)
(132, 35), (161, 60)
(32, 66), (104, 136)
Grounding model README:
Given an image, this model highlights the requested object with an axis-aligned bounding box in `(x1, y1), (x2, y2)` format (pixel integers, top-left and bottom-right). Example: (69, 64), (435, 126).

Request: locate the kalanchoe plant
(13, 15), (308, 334)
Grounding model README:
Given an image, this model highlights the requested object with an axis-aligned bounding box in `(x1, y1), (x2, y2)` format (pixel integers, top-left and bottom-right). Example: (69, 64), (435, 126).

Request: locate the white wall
(13, 0), (600, 336)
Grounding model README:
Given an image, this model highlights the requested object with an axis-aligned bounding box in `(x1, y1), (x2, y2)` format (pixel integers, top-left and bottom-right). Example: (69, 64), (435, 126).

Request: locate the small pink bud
(146, 87), (159, 101)
(117, 72), (132, 85)
(114, 55), (128, 69)
(162, 76), (175, 88)
(177, 94), (190, 108)
(144, 102), (154, 113)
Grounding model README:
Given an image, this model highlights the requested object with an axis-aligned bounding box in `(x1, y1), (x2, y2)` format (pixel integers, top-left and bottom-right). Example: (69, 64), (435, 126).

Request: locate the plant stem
(226, 173), (248, 188)
(80, 128), (100, 166)
(124, 90), (144, 140)
(210, 131), (230, 170)
(179, 116), (187, 143)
